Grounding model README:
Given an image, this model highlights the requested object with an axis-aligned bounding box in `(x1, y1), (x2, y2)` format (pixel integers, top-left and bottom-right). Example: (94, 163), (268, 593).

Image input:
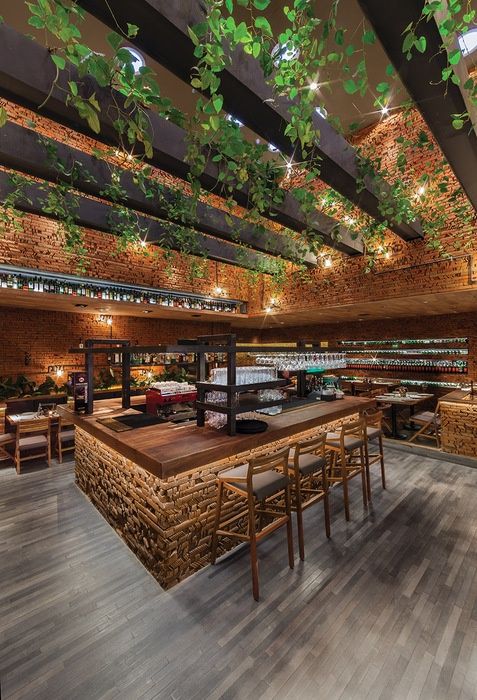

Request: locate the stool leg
(359, 446), (368, 509)
(211, 480), (224, 565)
(283, 483), (294, 569)
(364, 439), (372, 502)
(379, 434), (386, 489)
(294, 470), (305, 561)
(340, 448), (350, 521)
(247, 491), (260, 601)
(322, 464), (331, 538)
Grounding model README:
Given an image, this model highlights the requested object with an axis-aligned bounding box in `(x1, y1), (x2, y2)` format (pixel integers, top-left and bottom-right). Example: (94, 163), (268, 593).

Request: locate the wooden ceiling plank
(0, 120), (318, 267)
(358, 0), (477, 213)
(75, 0), (423, 241)
(0, 170), (274, 271)
(0, 24), (363, 257)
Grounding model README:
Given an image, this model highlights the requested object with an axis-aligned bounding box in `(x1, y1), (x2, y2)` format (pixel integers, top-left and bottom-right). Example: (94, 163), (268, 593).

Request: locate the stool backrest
(293, 433), (327, 467)
(339, 418), (365, 446)
(249, 445), (290, 479)
(363, 409), (383, 429)
(17, 418), (50, 436)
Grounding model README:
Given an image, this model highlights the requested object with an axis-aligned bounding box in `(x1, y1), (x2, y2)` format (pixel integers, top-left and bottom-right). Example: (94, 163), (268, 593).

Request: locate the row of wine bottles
(346, 358), (468, 374)
(0, 271), (242, 314)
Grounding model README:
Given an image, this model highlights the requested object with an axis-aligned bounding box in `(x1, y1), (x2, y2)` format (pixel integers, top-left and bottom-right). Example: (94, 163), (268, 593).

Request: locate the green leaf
(209, 115), (220, 131)
(212, 95), (223, 113)
(415, 36), (427, 53)
(385, 63), (394, 77)
(187, 25), (200, 46)
(344, 78), (358, 94)
(68, 80), (78, 96)
(254, 16), (272, 37)
(225, 0), (233, 11)
(252, 41), (261, 58)
(51, 54), (66, 70)
(107, 30), (123, 51)
(335, 28), (344, 45)
(253, 0), (271, 9)
(376, 81), (389, 94)
(449, 48), (460, 65)
(0, 106), (7, 128)
(28, 15), (45, 29)
(452, 117), (464, 129)
(127, 23), (139, 37)
(362, 29), (376, 44)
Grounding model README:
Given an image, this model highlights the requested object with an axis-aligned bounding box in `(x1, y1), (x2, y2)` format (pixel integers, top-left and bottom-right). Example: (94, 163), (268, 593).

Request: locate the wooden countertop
(440, 389), (477, 405)
(60, 395), (374, 479)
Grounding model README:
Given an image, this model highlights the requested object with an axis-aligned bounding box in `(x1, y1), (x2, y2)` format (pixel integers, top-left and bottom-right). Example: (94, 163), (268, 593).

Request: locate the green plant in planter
(95, 367), (119, 389)
(36, 376), (63, 395)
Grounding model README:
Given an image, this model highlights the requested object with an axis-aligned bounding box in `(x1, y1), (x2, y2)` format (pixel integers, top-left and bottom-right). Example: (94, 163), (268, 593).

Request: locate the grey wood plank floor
(1, 448), (477, 700)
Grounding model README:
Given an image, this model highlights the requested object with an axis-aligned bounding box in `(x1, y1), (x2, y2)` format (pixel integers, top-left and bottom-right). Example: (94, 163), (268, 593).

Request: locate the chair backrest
(293, 433), (327, 466)
(248, 445), (290, 480)
(363, 409), (383, 429)
(339, 418), (365, 446)
(58, 415), (75, 432)
(17, 418), (50, 437)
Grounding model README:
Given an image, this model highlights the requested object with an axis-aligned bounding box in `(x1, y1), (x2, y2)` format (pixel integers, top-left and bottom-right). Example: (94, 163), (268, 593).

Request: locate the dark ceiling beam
(0, 170), (273, 272)
(76, 0), (423, 242)
(0, 24), (362, 257)
(0, 121), (317, 267)
(357, 0), (477, 213)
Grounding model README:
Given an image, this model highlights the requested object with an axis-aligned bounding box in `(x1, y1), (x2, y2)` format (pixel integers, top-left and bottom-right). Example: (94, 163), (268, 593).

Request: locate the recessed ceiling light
(226, 114), (244, 127)
(315, 105), (328, 119)
(124, 47), (145, 74)
(268, 143), (280, 153)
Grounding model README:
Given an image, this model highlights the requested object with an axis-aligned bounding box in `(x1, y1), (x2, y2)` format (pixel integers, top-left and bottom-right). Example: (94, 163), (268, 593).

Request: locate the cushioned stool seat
(59, 429), (75, 442)
(326, 432), (364, 451)
(290, 451), (326, 476)
(219, 464), (289, 501)
(366, 426), (382, 441)
(19, 435), (48, 448)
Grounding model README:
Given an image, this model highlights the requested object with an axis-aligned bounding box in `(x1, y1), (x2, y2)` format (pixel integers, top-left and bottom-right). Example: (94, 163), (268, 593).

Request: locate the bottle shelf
(0, 264), (246, 315)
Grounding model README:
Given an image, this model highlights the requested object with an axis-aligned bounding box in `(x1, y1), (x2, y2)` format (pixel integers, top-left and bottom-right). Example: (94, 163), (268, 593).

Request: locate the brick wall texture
(1, 90), (477, 383)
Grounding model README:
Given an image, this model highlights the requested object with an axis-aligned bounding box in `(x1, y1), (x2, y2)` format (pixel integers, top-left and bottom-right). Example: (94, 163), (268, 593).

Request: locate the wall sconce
(213, 261), (227, 297)
(48, 365), (65, 378)
(98, 314), (113, 326)
(264, 297), (280, 313)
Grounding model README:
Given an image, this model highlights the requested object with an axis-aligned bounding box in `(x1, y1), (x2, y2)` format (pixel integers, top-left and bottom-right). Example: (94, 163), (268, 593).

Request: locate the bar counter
(440, 390), (477, 458)
(61, 396), (374, 588)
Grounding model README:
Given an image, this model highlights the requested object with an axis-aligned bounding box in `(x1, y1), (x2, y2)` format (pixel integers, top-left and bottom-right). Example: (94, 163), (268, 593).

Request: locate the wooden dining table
(374, 393), (434, 439)
(6, 411), (60, 444)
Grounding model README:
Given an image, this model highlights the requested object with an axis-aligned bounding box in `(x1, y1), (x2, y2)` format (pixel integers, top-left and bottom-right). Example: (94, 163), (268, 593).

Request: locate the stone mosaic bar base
(75, 413), (358, 588)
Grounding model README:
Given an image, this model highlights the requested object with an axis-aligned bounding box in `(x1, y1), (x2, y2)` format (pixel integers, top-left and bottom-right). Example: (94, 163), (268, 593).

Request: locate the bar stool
(325, 418), (368, 521)
(289, 433), (330, 560)
(363, 409), (386, 499)
(211, 445), (293, 601)
(56, 416), (75, 463)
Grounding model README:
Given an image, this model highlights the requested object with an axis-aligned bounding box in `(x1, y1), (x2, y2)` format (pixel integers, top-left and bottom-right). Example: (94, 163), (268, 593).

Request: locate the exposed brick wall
(0, 306), (229, 383)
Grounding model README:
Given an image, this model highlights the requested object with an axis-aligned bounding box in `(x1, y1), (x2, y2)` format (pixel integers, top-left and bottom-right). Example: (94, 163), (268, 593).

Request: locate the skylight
(459, 29), (477, 57)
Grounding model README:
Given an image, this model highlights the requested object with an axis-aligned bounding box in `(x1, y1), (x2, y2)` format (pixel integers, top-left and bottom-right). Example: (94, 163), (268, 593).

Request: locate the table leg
(391, 405), (407, 440)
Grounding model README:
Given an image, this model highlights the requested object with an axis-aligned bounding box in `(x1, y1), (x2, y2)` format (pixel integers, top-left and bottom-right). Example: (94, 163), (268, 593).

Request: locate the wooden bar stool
(363, 409), (386, 500)
(289, 433), (330, 561)
(14, 418), (51, 474)
(211, 445), (293, 601)
(325, 418), (368, 521)
(56, 416), (75, 463)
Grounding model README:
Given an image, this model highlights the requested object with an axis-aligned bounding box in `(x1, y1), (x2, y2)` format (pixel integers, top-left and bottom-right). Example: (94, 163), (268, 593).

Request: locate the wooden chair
(364, 388), (393, 435)
(211, 445), (293, 601)
(363, 409), (386, 499)
(14, 418), (51, 474)
(325, 418), (368, 521)
(289, 433), (330, 561)
(408, 403), (441, 447)
(0, 433), (15, 464)
(56, 416), (75, 463)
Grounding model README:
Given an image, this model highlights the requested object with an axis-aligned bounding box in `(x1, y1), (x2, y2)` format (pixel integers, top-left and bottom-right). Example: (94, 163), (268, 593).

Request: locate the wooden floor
(1, 449), (477, 700)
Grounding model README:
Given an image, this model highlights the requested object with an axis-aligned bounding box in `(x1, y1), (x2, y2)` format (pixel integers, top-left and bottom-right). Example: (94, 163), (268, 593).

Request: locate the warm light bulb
(418, 186), (426, 196)
(56, 368), (64, 378)
(323, 256), (333, 268)
(384, 250), (391, 259)
(309, 81), (318, 91)
(107, 317), (113, 325)
(265, 306), (272, 313)
(214, 286), (224, 295)
(140, 239), (147, 248)
(381, 105), (389, 115)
